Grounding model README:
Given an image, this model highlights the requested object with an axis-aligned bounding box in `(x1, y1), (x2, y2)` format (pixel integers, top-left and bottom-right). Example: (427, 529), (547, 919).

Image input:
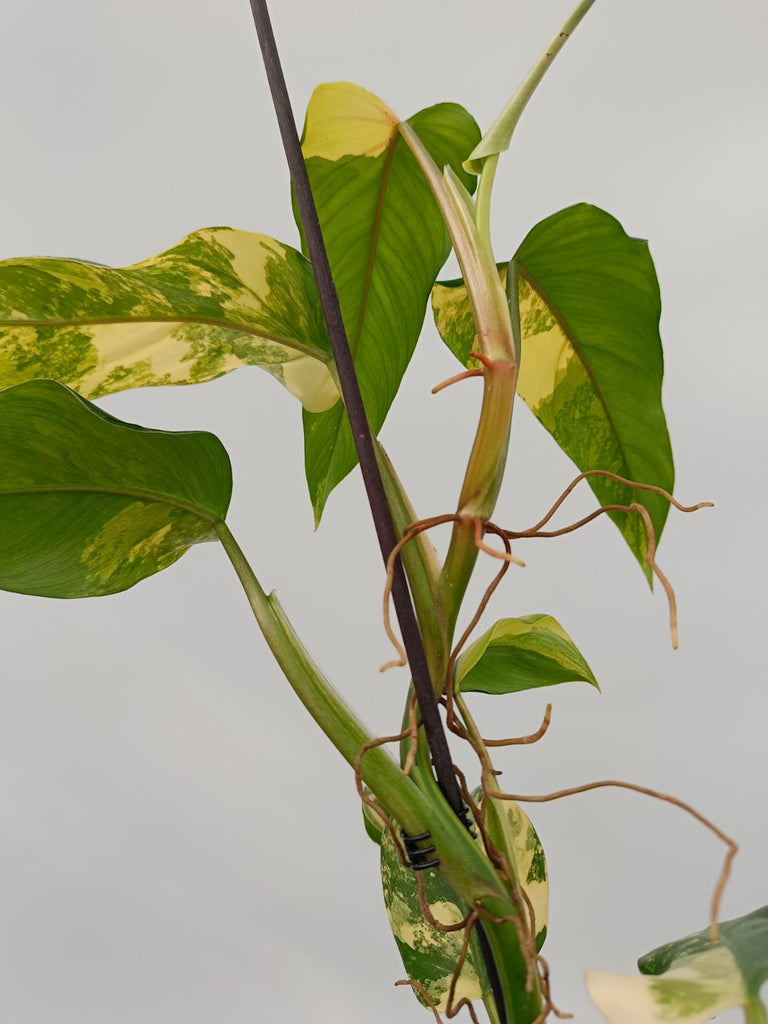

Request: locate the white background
(0, 1), (766, 1021)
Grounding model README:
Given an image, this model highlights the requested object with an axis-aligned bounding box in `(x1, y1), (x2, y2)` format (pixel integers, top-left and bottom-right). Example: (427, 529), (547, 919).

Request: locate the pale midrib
(0, 316), (331, 364)
(350, 134), (400, 361)
(0, 485), (222, 523)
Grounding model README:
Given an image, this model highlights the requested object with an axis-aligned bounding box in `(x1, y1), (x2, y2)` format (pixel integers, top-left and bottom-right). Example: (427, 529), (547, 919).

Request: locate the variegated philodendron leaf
(587, 947), (749, 1024)
(296, 82), (481, 524)
(431, 204), (674, 578)
(471, 787), (549, 952)
(0, 379), (231, 598)
(380, 829), (489, 1013)
(0, 228), (338, 413)
(455, 614), (598, 696)
(591, 904), (768, 1024)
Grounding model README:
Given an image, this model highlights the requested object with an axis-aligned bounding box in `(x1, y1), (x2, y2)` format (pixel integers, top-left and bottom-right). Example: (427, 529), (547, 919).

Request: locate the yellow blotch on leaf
(302, 82), (400, 161)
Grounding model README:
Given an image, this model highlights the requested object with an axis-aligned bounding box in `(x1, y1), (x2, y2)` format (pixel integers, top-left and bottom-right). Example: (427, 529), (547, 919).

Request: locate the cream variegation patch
(0, 227), (334, 411)
(586, 946), (747, 1024)
(282, 355), (339, 412)
(516, 276), (574, 413)
(302, 82), (399, 161)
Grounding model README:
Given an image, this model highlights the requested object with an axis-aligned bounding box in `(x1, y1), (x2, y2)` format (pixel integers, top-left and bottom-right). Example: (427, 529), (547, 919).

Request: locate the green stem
(472, 0), (598, 246)
(216, 519), (540, 1021)
(375, 441), (448, 687)
(746, 999), (768, 1024)
(441, 360), (518, 633)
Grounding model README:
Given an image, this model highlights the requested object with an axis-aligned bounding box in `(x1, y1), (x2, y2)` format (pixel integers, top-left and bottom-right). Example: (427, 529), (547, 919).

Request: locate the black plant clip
(400, 830), (440, 871)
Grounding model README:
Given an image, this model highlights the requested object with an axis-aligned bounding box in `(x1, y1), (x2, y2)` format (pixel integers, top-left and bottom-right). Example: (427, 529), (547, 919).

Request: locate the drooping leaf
(0, 379), (231, 598)
(455, 614), (598, 696)
(587, 906), (768, 1023)
(0, 228), (338, 413)
(431, 205), (674, 577)
(471, 787), (549, 951)
(296, 82), (481, 523)
(380, 828), (489, 1012)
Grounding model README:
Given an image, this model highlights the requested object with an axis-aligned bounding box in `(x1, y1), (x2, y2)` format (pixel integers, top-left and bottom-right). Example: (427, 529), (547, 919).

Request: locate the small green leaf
(455, 614), (598, 696)
(296, 83), (481, 524)
(0, 228), (338, 412)
(432, 204), (675, 577)
(0, 379), (231, 598)
(380, 829), (489, 1012)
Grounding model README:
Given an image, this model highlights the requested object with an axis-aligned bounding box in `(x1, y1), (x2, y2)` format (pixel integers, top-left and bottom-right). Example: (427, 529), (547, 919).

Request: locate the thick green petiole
(216, 519), (542, 1021)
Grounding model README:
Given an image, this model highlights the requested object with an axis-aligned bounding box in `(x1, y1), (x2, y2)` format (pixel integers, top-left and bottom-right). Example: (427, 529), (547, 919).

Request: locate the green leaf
(587, 906), (768, 1023)
(0, 379), (231, 598)
(431, 205), (675, 576)
(471, 787), (549, 952)
(455, 614), (598, 696)
(380, 828), (489, 1013)
(0, 228), (338, 413)
(296, 83), (481, 524)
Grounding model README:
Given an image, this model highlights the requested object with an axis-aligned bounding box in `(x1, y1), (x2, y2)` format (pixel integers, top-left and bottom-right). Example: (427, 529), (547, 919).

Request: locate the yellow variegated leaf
(297, 82), (481, 523)
(587, 947), (747, 1024)
(472, 788), (549, 952)
(380, 829), (489, 1013)
(432, 205), (674, 577)
(0, 228), (338, 412)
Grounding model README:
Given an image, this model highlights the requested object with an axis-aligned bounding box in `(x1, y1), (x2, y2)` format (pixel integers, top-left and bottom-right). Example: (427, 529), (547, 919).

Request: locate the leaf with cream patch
(296, 82), (481, 523)
(471, 787), (549, 952)
(380, 828), (489, 1013)
(0, 228), (338, 413)
(0, 379), (231, 598)
(455, 614), (598, 696)
(431, 204), (674, 576)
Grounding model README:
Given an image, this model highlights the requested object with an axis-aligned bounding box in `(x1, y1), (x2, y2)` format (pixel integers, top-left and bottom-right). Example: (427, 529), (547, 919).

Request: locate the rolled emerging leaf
(432, 204), (674, 577)
(455, 614), (598, 696)
(296, 82), (481, 523)
(0, 228), (338, 413)
(0, 379), (232, 597)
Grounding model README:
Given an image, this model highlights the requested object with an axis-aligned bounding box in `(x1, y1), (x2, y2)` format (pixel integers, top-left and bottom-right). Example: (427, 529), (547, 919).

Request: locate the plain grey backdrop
(0, 1), (766, 1020)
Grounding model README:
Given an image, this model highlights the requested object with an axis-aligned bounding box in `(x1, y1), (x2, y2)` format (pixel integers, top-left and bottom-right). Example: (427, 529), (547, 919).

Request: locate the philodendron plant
(0, 1), (764, 1021)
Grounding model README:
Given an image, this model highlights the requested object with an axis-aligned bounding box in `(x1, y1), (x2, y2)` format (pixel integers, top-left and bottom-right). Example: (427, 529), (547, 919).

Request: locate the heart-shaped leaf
(296, 83), (481, 523)
(0, 228), (337, 412)
(455, 614), (598, 696)
(380, 828), (490, 1013)
(432, 204), (674, 577)
(587, 906), (768, 1023)
(0, 379), (231, 598)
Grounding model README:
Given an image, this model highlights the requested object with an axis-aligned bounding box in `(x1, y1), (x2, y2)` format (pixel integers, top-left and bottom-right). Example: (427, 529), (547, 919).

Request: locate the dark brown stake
(246, 5), (510, 1018)
(246, 0), (462, 812)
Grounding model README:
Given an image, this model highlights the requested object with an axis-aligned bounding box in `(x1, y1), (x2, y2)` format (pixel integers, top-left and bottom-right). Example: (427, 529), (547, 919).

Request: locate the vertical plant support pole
(246, 4), (519, 1021)
(245, 0), (463, 816)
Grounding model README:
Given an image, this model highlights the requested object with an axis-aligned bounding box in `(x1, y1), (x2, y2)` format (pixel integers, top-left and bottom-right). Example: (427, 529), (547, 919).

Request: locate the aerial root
(394, 979), (445, 1022)
(473, 515), (526, 566)
(432, 367), (485, 394)
(380, 514), (463, 672)
(354, 729), (420, 869)
(492, 779), (737, 943)
(495, 470), (713, 650)
(483, 703), (553, 748)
